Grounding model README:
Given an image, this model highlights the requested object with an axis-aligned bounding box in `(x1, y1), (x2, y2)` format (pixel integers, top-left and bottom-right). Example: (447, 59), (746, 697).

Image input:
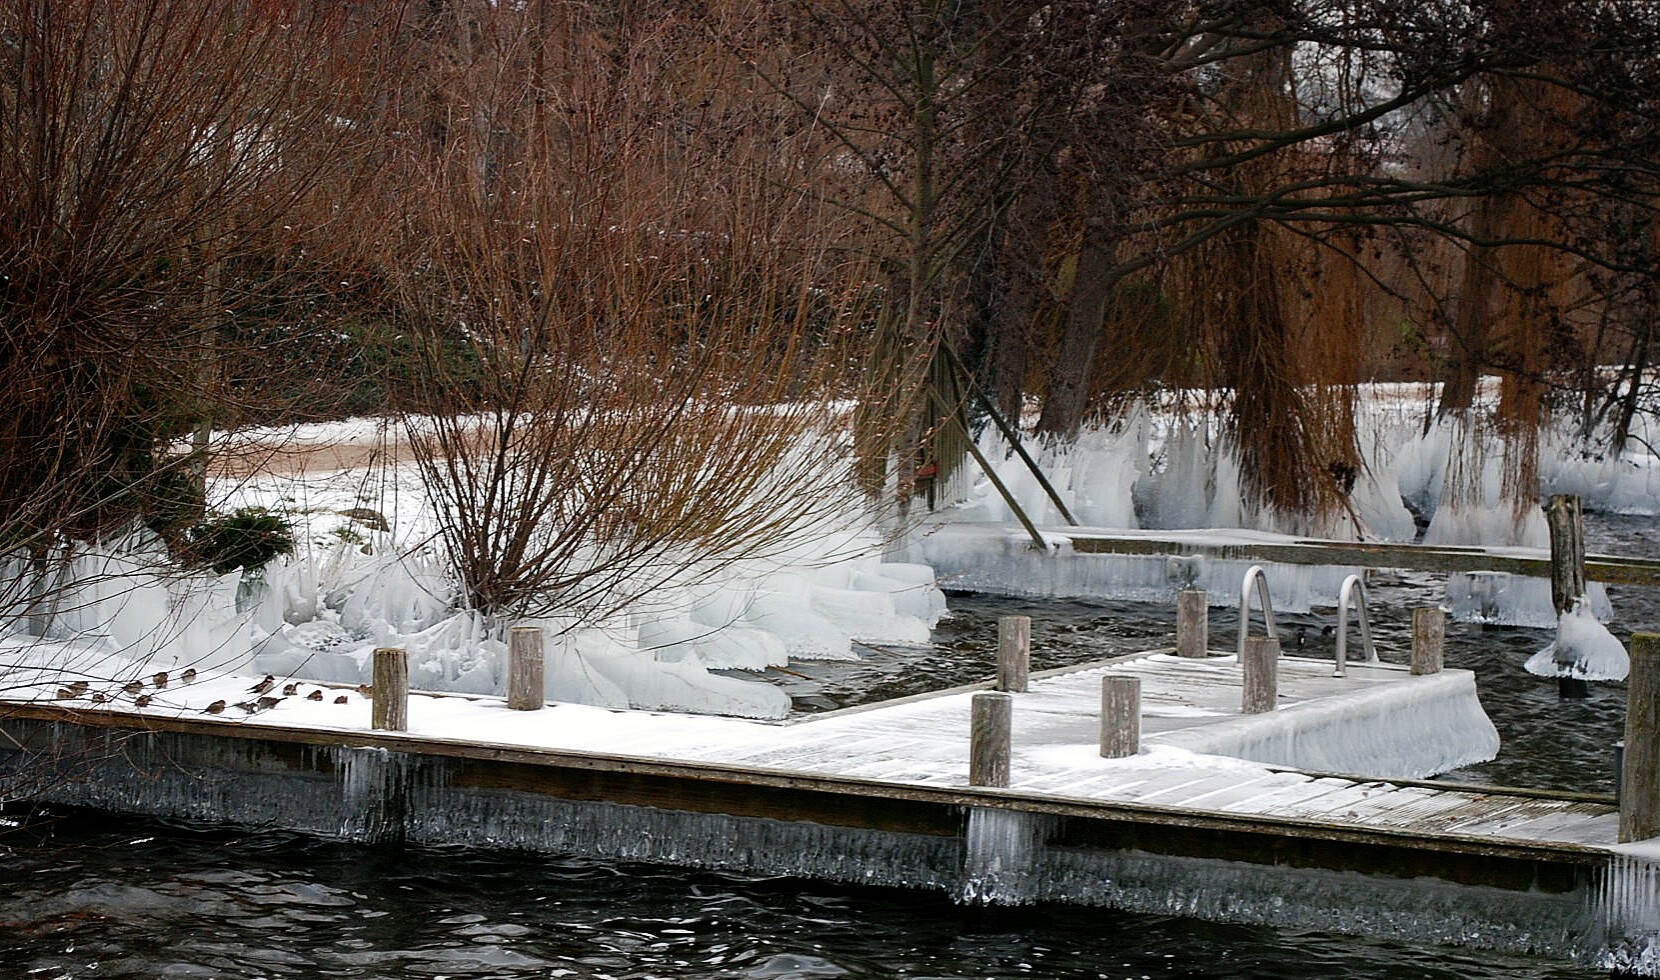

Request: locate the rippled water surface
(0, 813), (1603, 979)
(2, 513), (1652, 978)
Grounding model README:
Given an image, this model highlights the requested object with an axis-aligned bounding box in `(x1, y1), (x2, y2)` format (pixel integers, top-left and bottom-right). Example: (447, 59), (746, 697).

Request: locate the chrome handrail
(1237, 564), (1278, 660)
(1333, 573), (1378, 676)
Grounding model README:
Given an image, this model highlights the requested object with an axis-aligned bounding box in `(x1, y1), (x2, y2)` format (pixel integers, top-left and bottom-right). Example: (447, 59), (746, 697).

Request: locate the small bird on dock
(122, 680), (144, 694)
(55, 687), (75, 700)
(152, 671), (168, 689)
(134, 694), (152, 708)
(282, 683), (299, 697)
(357, 684), (373, 699)
(248, 675), (275, 695)
(255, 696), (282, 711)
(333, 695), (349, 705)
(181, 668), (197, 684)
(306, 690), (324, 701)
(91, 692), (107, 703)
(204, 700), (226, 714)
(69, 680), (89, 693)
(234, 701), (258, 713)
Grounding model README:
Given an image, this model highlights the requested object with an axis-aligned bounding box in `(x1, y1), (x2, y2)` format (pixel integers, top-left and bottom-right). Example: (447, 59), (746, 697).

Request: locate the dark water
(1, 514), (1651, 979)
(0, 813), (1599, 979)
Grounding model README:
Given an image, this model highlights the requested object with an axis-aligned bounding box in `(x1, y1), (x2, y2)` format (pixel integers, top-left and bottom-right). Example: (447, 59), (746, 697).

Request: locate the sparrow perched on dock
(55, 688), (75, 700)
(91, 692), (107, 703)
(282, 683), (299, 697)
(248, 675), (276, 695)
(307, 690), (324, 701)
(234, 701), (257, 713)
(204, 700), (226, 714)
(122, 680), (144, 694)
(333, 695), (349, 705)
(152, 671), (168, 689)
(181, 668), (197, 684)
(134, 694), (152, 708)
(255, 696), (282, 711)
(68, 680), (89, 693)
(357, 684), (374, 698)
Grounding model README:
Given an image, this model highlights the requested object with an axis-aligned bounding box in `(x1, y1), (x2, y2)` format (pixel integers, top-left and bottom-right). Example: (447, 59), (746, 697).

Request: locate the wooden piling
(371, 647), (409, 732)
(1099, 676), (1140, 758)
(1410, 607), (1444, 675)
(1620, 633), (1660, 843)
(1544, 493), (1586, 617)
(1242, 636), (1279, 714)
(996, 616), (1030, 693)
(969, 692), (1012, 788)
(507, 626), (545, 711)
(1176, 589), (1208, 658)
(1545, 494), (1592, 699)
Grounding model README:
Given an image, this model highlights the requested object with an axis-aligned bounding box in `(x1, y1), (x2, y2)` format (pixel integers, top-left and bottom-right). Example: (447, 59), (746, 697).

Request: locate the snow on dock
(0, 643), (1583, 850)
(0, 642), (1647, 970)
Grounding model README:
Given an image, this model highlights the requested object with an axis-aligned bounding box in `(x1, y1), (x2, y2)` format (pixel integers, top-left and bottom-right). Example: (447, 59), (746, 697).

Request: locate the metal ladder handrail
(1237, 564), (1278, 660)
(1333, 573), (1378, 676)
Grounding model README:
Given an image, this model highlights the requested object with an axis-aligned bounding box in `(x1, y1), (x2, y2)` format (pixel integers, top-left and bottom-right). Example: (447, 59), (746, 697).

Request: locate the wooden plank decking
(0, 650), (1619, 864)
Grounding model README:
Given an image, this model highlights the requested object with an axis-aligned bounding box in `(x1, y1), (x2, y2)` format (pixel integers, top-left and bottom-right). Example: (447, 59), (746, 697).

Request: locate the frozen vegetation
(3, 380), (1653, 718)
(923, 382), (1655, 628)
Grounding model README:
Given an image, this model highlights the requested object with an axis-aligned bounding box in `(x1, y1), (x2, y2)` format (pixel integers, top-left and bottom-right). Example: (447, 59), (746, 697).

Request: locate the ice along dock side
(1, 643), (1653, 972)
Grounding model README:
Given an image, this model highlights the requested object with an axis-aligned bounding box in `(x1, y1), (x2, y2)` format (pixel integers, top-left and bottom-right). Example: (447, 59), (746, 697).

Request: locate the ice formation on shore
(925, 383), (1656, 622)
(2, 414), (946, 719)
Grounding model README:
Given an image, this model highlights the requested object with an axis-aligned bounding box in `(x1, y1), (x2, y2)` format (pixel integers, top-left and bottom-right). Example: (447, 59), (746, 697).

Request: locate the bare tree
(0, 0), (398, 554)
(373, 3), (895, 627)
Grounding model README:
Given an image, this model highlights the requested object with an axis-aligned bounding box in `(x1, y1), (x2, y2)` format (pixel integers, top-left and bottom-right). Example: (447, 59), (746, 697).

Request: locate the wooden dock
(1062, 528), (1660, 587)
(2, 641), (1654, 969)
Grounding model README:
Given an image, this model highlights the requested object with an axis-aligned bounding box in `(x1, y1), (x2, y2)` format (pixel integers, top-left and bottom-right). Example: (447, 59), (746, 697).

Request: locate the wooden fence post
(1621, 633), (1660, 842)
(372, 647), (409, 732)
(1411, 606), (1444, 675)
(1242, 636), (1279, 714)
(1544, 493), (1586, 617)
(1100, 676), (1140, 758)
(1177, 589), (1208, 658)
(1545, 493), (1590, 698)
(996, 616), (1030, 693)
(507, 626), (545, 711)
(970, 692), (1012, 788)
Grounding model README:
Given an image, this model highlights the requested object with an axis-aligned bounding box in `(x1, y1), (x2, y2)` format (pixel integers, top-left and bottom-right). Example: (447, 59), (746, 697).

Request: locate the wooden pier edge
(1065, 532), (1660, 587)
(0, 701), (1614, 872)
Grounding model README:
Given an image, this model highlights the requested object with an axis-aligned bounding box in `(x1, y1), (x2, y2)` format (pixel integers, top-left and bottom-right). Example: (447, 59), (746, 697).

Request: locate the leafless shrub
(372, 5), (899, 625)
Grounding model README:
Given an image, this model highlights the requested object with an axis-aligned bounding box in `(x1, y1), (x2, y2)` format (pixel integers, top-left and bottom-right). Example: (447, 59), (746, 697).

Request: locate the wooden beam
(1065, 532), (1660, 587)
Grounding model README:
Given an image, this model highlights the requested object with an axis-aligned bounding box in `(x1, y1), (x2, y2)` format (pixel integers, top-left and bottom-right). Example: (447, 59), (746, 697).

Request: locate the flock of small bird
(51, 669), (371, 716)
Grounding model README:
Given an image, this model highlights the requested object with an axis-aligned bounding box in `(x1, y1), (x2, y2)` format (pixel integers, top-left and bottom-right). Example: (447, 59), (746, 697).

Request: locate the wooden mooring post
(996, 616), (1030, 693)
(507, 626), (545, 711)
(1176, 589), (1208, 658)
(1620, 633), (1660, 843)
(1242, 636), (1279, 714)
(1411, 606), (1444, 675)
(969, 692), (1012, 787)
(1545, 494), (1589, 699)
(1099, 676), (1140, 758)
(372, 647), (409, 732)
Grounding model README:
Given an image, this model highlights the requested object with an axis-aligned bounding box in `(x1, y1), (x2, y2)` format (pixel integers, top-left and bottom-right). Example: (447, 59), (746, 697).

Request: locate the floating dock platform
(1, 648), (1654, 974)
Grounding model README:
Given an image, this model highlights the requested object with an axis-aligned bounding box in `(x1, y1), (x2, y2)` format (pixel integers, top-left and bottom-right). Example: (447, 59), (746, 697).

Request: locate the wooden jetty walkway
(1063, 528), (1660, 587)
(3, 631), (1651, 969)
